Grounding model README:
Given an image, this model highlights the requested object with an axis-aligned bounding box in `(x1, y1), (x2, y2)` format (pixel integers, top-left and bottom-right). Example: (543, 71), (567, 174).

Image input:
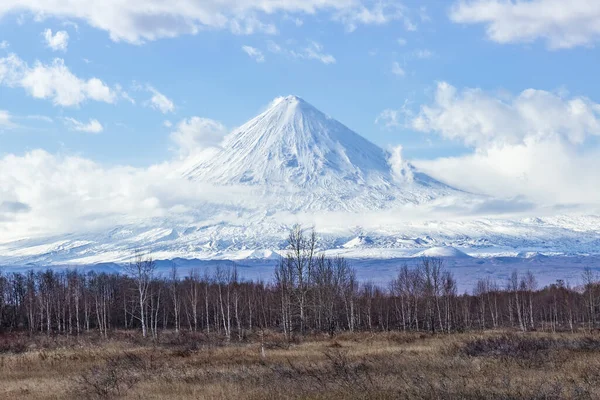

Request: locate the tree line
(0, 226), (598, 337)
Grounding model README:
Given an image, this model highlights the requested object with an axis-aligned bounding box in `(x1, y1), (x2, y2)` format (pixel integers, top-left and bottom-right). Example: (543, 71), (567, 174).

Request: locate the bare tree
(582, 267), (597, 330)
(169, 264), (181, 333)
(123, 251), (156, 338)
(286, 224), (317, 333)
(509, 271), (525, 332)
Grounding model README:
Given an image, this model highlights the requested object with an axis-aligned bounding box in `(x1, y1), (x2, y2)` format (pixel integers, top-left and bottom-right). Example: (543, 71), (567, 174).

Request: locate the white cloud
(64, 117), (103, 133)
(0, 110), (16, 129)
(450, 0), (600, 49)
(301, 42), (336, 64)
(416, 142), (600, 206)
(397, 37), (407, 46)
(387, 145), (414, 183)
(0, 40), (8, 49)
(62, 21), (79, 32)
(0, 148), (271, 242)
(334, 2), (415, 32)
(376, 109), (401, 128)
(408, 82), (600, 205)
(0, 0), (410, 44)
(0, 110), (11, 125)
(411, 82), (600, 148)
(0, 53), (118, 106)
(43, 29), (69, 51)
(242, 45), (265, 62)
(163, 120), (173, 128)
(391, 61), (405, 76)
(376, 100), (411, 128)
(267, 40), (336, 64)
(170, 117), (228, 158)
(146, 86), (174, 114)
(418, 6), (431, 23)
(267, 40), (282, 53)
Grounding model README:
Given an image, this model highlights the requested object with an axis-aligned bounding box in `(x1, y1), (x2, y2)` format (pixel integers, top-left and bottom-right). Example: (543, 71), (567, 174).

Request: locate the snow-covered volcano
(184, 95), (459, 211)
(2, 95), (600, 269)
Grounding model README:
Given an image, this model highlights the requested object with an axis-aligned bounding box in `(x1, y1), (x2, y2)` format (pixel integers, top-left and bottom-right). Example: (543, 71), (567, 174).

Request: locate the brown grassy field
(2, 330), (600, 399)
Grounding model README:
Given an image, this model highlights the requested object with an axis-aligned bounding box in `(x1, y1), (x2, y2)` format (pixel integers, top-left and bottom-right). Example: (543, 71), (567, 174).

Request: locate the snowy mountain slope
(184, 95), (462, 212)
(2, 214), (600, 267)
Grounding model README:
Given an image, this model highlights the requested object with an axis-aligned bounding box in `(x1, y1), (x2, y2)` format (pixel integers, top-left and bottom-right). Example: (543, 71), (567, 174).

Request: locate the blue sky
(1, 1), (599, 167)
(1, 0), (600, 241)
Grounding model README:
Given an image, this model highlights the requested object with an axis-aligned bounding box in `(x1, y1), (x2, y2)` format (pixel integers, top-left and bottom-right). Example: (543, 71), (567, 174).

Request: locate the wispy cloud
(413, 49), (434, 59)
(335, 2), (415, 33)
(145, 85), (175, 114)
(242, 45), (265, 62)
(391, 61), (405, 76)
(0, 110), (16, 129)
(64, 117), (104, 133)
(267, 40), (335, 64)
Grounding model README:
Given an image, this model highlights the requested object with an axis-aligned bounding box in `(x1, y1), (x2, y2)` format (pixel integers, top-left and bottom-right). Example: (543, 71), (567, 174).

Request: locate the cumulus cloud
(170, 117), (228, 158)
(0, 40), (8, 49)
(43, 28), (69, 51)
(266, 40), (336, 64)
(64, 117), (104, 133)
(411, 82), (600, 148)
(0, 53), (119, 106)
(0, 0), (412, 44)
(242, 45), (265, 62)
(146, 86), (174, 114)
(406, 82), (600, 205)
(450, 0), (600, 49)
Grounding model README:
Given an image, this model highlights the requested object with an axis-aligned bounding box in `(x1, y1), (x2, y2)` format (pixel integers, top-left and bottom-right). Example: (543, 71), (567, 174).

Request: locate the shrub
(74, 353), (146, 399)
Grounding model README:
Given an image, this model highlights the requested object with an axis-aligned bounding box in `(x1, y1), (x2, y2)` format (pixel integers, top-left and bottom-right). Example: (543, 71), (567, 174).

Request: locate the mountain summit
(186, 95), (390, 186)
(185, 95), (458, 211)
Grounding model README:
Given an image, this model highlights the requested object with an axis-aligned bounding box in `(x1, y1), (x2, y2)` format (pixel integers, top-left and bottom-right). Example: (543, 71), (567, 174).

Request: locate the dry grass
(1, 330), (600, 399)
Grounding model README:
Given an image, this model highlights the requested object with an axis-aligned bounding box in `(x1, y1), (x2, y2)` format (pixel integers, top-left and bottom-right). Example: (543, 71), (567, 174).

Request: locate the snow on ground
(415, 246), (472, 258)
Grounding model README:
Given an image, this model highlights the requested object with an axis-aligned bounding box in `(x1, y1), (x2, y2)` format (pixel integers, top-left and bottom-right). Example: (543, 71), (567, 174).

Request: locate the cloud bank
(407, 82), (600, 205)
